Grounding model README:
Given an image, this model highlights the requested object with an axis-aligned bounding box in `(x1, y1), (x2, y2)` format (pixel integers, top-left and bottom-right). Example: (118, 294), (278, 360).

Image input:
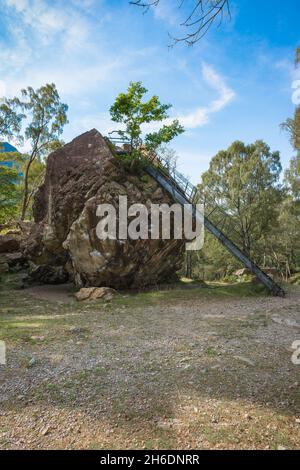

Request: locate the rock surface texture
(74, 287), (117, 301)
(24, 129), (185, 288)
(0, 230), (28, 275)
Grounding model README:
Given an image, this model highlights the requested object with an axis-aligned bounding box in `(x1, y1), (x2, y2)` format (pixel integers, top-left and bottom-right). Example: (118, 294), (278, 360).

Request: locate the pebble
(41, 426), (50, 436)
(27, 357), (37, 368)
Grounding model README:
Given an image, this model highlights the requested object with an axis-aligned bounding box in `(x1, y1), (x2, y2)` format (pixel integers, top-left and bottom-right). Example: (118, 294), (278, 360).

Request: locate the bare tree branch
(130, 0), (230, 45)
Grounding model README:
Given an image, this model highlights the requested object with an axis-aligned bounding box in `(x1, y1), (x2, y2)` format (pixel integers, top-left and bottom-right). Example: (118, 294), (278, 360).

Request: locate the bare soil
(0, 274), (299, 450)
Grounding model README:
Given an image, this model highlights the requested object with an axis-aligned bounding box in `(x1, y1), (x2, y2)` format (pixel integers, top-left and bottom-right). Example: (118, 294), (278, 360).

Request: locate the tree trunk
(186, 252), (192, 279)
(20, 157), (33, 221)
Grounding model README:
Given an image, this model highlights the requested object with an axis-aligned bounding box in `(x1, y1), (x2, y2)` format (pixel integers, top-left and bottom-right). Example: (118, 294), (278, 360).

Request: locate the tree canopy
(110, 81), (184, 153)
(199, 140), (282, 257)
(0, 99), (24, 141)
(0, 165), (20, 224)
(0, 83), (68, 221)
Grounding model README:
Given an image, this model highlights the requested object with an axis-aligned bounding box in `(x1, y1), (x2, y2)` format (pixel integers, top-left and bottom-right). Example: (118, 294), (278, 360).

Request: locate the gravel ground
(0, 275), (299, 449)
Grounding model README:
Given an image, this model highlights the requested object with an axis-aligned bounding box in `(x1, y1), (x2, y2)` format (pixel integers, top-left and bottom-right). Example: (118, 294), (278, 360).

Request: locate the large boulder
(23, 129), (185, 288)
(0, 229), (29, 275)
(0, 261), (9, 275)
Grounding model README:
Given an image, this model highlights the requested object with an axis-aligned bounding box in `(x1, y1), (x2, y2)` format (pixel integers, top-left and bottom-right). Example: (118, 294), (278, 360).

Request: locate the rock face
(0, 231), (28, 275)
(0, 232), (21, 253)
(24, 129), (185, 288)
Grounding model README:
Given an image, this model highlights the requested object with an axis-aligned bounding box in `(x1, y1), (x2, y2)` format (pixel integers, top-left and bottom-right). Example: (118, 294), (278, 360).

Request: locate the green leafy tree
(0, 99), (24, 141)
(271, 47), (300, 277)
(285, 153), (300, 200)
(282, 47), (300, 151)
(110, 81), (184, 154)
(199, 140), (282, 258)
(281, 113), (300, 151)
(16, 84), (68, 220)
(265, 196), (300, 279)
(0, 165), (20, 224)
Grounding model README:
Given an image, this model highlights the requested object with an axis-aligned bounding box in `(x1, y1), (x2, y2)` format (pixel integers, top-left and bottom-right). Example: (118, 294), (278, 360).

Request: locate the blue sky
(0, 0), (299, 183)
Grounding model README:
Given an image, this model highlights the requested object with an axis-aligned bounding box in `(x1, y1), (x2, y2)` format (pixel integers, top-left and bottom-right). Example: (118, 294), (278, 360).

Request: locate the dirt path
(0, 277), (299, 449)
(25, 284), (75, 304)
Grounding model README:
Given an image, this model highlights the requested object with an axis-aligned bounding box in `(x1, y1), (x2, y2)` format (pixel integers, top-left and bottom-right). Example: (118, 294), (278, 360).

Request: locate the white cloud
(70, 112), (116, 138)
(5, 0), (27, 12)
(1, 47), (149, 99)
(70, 0), (95, 9)
(142, 63), (235, 133)
(175, 63), (235, 128)
(0, 0), (119, 98)
(3, 0), (91, 49)
(151, 0), (181, 27)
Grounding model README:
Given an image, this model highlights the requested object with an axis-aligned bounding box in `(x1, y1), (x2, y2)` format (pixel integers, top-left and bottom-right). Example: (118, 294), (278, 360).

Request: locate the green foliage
(291, 273), (300, 285)
(284, 152), (300, 200)
(281, 48), (300, 151)
(186, 137), (300, 283)
(0, 165), (20, 223)
(199, 140), (282, 258)
(0, 99), (24, 141)
(115, 150), (148, 175)
(281, 111), (300, 151)
(110, 81), (184, 152)
(265, 195), (300, 278)
(12, 84), (67, 220)
(18, 84), (68, 158)
(265, 47), (300, 278)
(145, 120), (184, 151)
(0, 152), (47, 223)
(0, 83), (67, 221)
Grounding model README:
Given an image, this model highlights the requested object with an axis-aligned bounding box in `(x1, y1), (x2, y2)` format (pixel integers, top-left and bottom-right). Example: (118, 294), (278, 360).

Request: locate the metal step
(146, 164), (285, 297)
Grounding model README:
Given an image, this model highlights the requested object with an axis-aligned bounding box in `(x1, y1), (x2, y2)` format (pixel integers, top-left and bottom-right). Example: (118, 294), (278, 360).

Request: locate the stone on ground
(75, 286), (117, 301)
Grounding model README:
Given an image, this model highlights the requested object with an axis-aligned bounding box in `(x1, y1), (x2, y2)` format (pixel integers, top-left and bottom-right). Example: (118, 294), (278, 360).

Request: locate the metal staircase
(109, 138), (285, 297)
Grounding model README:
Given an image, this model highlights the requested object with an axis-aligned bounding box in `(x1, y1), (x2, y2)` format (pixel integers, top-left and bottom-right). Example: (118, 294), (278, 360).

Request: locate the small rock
(233, 355), (255, 367)
(74, 287), (117, 302)
(27, 357), (37, 368)
(74, 287), (97, 301)
(277, 445), (288, 450)
(69, 326), (84, 334)
(30, 335), (45, 342)
(272, 316), (300, 329)
(41, 426), (50, 436)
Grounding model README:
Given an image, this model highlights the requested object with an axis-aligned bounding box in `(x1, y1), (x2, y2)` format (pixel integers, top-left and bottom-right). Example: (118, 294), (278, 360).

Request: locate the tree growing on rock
(110, 81), (184, 156)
